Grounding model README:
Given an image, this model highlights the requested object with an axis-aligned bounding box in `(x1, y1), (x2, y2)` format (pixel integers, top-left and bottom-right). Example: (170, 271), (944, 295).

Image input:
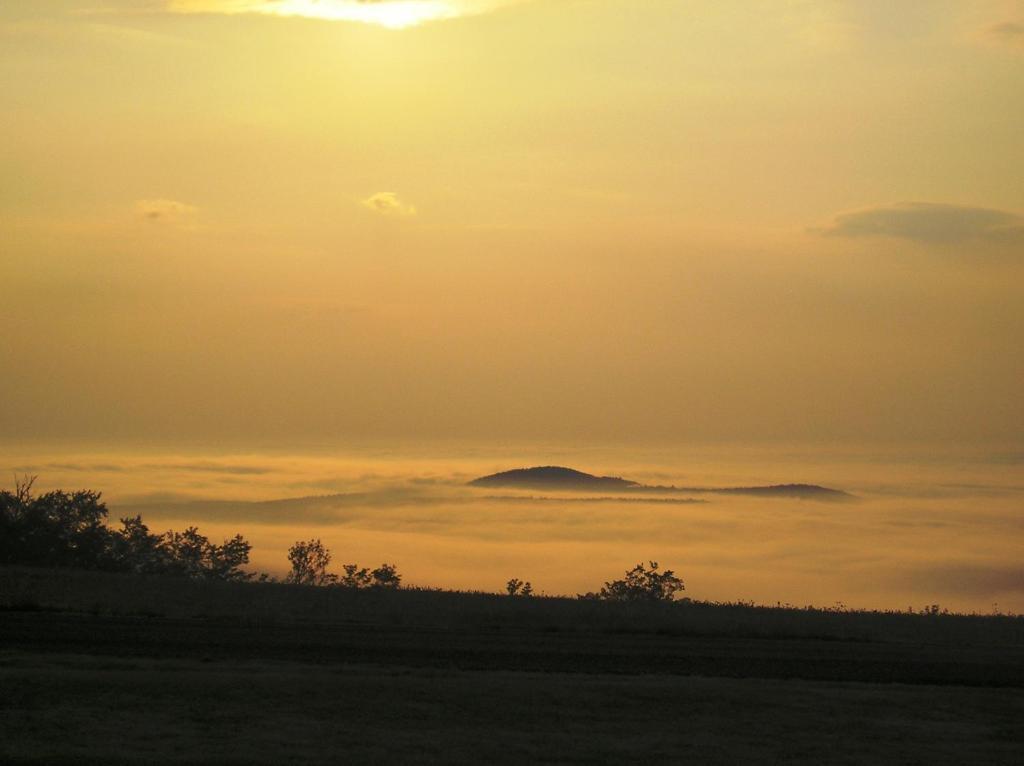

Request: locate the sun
(262, 0), (461, 29)
(168, 0), (498, 29)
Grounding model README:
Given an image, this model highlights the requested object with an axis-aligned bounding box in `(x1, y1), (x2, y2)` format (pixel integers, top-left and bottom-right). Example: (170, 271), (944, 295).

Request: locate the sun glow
(171, 0), (463, 29)
(279, 0), (461, 28)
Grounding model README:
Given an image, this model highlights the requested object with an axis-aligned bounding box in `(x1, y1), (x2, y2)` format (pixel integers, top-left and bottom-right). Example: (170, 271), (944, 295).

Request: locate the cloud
(361, 191), (417, 217)
(20, 460), (269, 475)
(986, 20), (1024, 48)
(142, 461), (273, 475)
(134, 198), (198, 223)
(904, 563), (1024, 598)
(817, 202), (1024, 245)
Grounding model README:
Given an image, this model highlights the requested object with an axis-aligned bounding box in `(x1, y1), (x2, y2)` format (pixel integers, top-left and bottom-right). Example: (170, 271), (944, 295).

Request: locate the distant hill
(468, 466), (638, 491)
(691, 483), (854, 501)
(468, 466), (854, 501)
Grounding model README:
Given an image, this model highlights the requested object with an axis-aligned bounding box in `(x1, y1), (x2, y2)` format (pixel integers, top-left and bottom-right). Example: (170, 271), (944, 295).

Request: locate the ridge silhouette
(469, 466), (854, 500)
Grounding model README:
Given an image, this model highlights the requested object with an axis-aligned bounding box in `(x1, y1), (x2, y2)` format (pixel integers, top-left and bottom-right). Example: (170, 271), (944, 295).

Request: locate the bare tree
(14, 474), (37, 504)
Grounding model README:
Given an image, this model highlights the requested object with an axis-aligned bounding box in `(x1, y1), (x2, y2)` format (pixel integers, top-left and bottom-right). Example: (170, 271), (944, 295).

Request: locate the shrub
(370, 563), (402, 589)
(582, 561), (684, 602)
(285, 539), (402, 589)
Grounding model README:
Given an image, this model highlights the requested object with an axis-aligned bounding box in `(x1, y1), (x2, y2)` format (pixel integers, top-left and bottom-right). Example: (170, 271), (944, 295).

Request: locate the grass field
(2, 566), (1023, 764)
(3, 653), (1022, 765)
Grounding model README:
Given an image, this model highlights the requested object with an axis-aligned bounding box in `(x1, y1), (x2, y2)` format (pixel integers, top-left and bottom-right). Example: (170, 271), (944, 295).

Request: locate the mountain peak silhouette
(468, 466), (854, 500)
(468, 466), (638, 491)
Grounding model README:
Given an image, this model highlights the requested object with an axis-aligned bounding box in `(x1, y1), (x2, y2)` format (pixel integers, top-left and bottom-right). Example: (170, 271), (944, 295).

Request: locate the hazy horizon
(5, 439), (1022, 613)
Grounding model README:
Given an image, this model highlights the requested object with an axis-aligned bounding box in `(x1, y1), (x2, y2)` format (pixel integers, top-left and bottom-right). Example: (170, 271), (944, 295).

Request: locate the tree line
(0, 477), (252, 581)
(0, 477), (400, 589)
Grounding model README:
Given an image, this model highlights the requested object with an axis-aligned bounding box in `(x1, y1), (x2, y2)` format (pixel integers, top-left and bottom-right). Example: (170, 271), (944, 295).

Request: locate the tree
(339, 564), (371, 588)
(112, 515), (171, 574)
(286, 539), (337, 586)
(370, 563), (401, 589)
(284, 541), (403, 589)
(1, 477), (252, 581)
(587, 561), (684, 602)
(506, 578), (533, 597)
(0, 477), (113, 569)
(159, 527), (253, 581)
(205, 534), (253, 582)
(337, 562), (402, 588)
(163, 527), (210, 579)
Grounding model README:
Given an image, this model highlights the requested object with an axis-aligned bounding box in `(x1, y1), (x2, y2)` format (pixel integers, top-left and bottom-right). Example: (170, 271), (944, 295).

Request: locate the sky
(3, 1), (1024, 610)
(2, 0), (1024, 448)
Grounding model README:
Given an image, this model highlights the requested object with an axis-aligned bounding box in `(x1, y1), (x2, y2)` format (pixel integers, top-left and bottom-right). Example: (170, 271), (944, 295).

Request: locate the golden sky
(2, 0), (1023, 447)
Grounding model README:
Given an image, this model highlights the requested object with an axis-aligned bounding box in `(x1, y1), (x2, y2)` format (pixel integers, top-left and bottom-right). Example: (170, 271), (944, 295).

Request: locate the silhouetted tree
(112, 515), (172, 574)
(283, 540), (402, 589)
(0, 477), (251, 580)
(156, 527), (252, 581)
(205, 534), (253, 581)
(506, 578), (533, 596)
(583, 561), (684, 602)
(0, 476), (113, 569)
(286, 539), (337, 586)
(340, 563), (372, 588)
(370, 563), (401, 589)
(163, 527), (209, 578)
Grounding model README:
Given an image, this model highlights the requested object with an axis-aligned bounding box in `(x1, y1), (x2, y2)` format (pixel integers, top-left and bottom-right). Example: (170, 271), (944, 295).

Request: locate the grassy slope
(2, 567), (1024, 764)
(3, 653), (1022, 766)
(4, 566), (1023, 645)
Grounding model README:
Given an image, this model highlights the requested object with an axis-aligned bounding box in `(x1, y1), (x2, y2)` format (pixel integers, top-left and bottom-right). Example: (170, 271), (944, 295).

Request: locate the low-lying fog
(5, 443), (1022, 613)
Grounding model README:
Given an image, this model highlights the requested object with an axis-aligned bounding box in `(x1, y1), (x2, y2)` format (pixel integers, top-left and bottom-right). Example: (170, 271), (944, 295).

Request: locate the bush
(581, 562), (684, 602)
(506, 578), (533, 597)
(370, 563), (402, 589)
(286, 539), (401, 589)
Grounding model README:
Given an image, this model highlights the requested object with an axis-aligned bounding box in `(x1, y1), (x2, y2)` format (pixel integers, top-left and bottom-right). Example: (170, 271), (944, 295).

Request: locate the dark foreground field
(2, 568), (1023, 764)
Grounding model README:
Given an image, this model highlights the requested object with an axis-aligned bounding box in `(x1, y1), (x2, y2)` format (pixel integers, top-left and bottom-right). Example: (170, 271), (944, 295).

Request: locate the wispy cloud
(135, 198), (198, 223)
(24, 460), (269, 475)
(816, 202), (1024, 245)
(361, 192), (417, 217)
(986, 20), (1024, 48)
(904, 562), (1024, 598)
